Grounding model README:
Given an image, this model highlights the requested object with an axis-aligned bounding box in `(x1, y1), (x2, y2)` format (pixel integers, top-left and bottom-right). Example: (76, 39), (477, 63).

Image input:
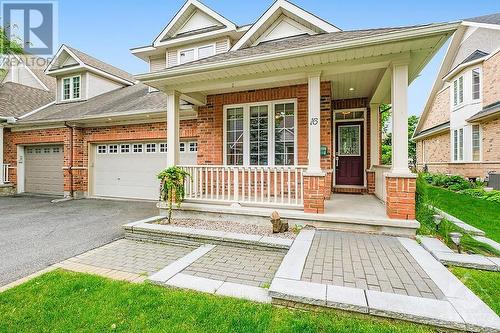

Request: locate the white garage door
(25, 145), (64, 195)
(92, 141), (197, 200)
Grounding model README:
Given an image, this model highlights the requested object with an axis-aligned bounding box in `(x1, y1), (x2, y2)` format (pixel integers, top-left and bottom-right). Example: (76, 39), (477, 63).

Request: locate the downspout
(64, 122), (74, 198)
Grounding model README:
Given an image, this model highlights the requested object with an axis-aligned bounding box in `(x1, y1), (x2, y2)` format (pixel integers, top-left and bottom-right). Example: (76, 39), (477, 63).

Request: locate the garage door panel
(25, 145), (64, 195)
(93, 141), (196, 200)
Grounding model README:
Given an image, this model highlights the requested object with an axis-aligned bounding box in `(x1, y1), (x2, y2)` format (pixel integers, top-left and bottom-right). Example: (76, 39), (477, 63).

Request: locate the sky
(54, 0), (500, 116)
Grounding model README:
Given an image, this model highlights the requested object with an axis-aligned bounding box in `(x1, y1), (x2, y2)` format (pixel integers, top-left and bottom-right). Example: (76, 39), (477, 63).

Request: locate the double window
(62, 75), (81, 101)
(472, 68), (481, 100)
(453, 76), (463, 106)
(225, 100), (296, 166)
(472, 125), (481, 162)
(453, 128), (464, 162)
(179, 44), (215, 64)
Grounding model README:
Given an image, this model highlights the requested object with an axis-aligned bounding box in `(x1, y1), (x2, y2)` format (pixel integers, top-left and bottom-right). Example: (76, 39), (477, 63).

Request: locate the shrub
(422, 173), (478, 191)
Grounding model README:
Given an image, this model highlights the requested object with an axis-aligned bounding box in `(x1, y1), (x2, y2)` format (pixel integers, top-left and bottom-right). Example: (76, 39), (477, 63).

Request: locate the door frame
(332, 108), (367, 188)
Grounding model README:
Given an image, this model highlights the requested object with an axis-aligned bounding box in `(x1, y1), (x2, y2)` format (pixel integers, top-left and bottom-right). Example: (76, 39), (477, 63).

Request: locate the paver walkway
(181, 245), (285, 287)
(301, 231), (444, 299)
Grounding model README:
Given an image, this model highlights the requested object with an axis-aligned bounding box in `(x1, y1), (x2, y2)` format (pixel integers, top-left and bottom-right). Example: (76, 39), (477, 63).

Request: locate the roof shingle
(0, 82), (54, 118)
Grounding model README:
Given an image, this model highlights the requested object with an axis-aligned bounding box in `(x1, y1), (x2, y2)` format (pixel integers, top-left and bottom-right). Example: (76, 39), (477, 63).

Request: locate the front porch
(136, 26), (457, 227)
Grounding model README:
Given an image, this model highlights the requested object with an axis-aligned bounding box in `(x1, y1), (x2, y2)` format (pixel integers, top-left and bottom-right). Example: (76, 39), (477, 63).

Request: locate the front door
(335, 122), (364, 186)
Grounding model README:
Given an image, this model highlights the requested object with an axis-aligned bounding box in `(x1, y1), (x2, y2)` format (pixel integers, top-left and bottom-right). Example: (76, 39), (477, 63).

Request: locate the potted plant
(157, 166), (190, 223)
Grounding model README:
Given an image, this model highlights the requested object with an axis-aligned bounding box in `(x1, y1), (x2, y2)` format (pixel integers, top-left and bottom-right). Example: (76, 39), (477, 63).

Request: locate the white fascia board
(12, 54), (50, 91)
(412, 124), (450, 141)
(137, 22), (459, 83)
(153, 0), (236, 47)
(46, 63), (135, 86)
(44, 44), (85, 74)
(414, 25), (465, 134)
(232, 0), (340, 51)
(461, 20), (500, 31)
(152, 26), (234, 49)
(442, 57), (486, 81)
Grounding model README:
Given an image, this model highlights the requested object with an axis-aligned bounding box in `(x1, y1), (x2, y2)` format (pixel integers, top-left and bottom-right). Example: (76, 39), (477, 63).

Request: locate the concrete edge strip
(166, 273), (271, 303)
(419, 236), (499, 271)
(129, 222), (293, 249)
(122, 215), (165, 229)
(365, 289), (465, 330)
(273, 229), (315, 280)
(472, 236), (500, 252)
(398, 237), (500, 331)
(426, 204), (485, 236)
(0, 266), (57, 293)
(148, 244), (216, 283)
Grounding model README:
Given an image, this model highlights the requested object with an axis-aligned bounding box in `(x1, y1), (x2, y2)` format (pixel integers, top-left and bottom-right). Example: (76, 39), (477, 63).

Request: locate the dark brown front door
(335, 122), (364, 186)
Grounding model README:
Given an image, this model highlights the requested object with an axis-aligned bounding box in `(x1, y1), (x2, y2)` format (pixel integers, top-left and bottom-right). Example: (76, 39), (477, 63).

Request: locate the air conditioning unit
(488, 172), (500, 190)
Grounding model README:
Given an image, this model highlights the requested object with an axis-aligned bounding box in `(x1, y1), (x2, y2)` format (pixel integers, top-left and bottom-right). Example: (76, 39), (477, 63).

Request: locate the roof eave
(137, 22), (459, 84)
(412, 122), (450, 141)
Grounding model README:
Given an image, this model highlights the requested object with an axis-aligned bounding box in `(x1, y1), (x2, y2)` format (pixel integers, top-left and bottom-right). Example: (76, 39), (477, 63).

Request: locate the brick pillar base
(366, 170), (375, 194)
(385, 174), (416, 220)
(303, 175), (326, 214)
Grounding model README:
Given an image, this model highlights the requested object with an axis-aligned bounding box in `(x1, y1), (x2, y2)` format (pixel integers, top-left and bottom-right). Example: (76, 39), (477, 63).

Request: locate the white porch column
(369, 103), (380, 168)
(390, 63), (410, 174)
(0, 126), (4, 184)
(306, 72), (322, 175)
(166, 90), (180, 167)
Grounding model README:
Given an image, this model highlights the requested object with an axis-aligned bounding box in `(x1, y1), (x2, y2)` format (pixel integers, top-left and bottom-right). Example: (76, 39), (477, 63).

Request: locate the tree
(157, 167), (190, 224)
(379, 105), (419, 167)
(0, 25), (24, 80)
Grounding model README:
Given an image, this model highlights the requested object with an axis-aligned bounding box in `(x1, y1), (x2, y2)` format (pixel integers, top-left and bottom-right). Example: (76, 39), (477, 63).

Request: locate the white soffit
(232, 0), (340, 50)
(153, 0), (237, 46)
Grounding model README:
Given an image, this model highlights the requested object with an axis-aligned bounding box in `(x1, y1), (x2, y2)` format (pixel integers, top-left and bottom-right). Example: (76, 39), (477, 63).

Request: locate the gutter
(136, 22), (459, 82)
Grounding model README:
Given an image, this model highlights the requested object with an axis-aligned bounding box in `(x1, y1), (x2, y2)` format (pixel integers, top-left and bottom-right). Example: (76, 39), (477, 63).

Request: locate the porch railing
(1, 164), (9, 184)
(179, 165), (307, 208)
(373, 165), (390, 202)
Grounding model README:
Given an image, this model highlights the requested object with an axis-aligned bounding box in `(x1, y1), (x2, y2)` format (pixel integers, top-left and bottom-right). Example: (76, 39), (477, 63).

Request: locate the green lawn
(0, 270), (436, 333)
(450, 267), (500, 316)
(423, 183), (500, 243)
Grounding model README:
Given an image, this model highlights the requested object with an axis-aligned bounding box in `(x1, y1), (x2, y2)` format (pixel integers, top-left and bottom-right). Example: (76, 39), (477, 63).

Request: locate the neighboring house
(0, 54), (55, 188)
(1, 0), (460, 224)
(413, 13), (500, 179)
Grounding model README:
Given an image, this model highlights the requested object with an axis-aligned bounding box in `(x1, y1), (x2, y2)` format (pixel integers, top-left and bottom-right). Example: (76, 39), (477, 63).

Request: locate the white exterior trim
(222, 99), (298, 167)
(461, 21), (500, 31)
(232, 0), (340, 51)
(153, 0), (236, 47)
(60, 74), (82, 101)
(17, 101), (56, 120)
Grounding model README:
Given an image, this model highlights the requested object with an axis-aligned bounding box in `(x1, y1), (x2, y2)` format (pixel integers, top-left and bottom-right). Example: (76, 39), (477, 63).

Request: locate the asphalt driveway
(0, 195), (157, 287)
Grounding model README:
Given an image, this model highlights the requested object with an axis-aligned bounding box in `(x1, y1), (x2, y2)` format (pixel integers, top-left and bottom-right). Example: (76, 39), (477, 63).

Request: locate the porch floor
(325, 193), (388, 221)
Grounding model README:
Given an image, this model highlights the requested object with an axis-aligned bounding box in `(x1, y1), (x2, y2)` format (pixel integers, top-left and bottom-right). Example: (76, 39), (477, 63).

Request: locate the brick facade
(482, 51), (499, 107)
(385, 176), (416, 220)
(420, 88), (450, 131)
(3, 120), (197, 195)
(303, 175), (326, 214)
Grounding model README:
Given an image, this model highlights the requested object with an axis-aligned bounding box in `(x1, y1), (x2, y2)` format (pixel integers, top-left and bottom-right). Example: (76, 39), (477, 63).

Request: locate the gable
(154, 0), (236, 45)
(176, 9), (223, 36)
(256, 15), (315, 44)
(232, 0), (340, 50)
(47, 49), (82, 72)
(420, 87), (450, 132)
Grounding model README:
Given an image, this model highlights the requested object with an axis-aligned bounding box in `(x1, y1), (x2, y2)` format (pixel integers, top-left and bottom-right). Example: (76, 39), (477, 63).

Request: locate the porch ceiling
(138, 23), (457, 103)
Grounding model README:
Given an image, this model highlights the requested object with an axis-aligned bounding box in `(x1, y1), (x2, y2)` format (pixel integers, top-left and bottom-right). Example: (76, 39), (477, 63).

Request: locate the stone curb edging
(472, 236), (500, 253)
(269, 230), (500, 332)
(124, 218), (293, 250)
(419, 236), (499, 271)
(399, 237), (500, 332)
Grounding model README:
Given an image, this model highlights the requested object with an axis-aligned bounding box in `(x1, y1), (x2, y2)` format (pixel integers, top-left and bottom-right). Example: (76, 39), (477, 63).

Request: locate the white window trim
(120, 144), (131, 154)
(178, 43), (216, 65)
(145, 143), (157, 153)
(471, 67), (482, 101)
(97, 145), (107, 154)
(452, 128), (464, 162)
(223, 99), (298, 166)
(61, 75), (82, 101)
(108, 144), (119, 154)
(471, 124), (482, 162)
(452, 75), (465, 109)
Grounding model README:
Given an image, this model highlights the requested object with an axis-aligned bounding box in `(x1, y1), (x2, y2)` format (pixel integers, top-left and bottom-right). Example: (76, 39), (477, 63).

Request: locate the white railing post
(233, 167), (239, 202)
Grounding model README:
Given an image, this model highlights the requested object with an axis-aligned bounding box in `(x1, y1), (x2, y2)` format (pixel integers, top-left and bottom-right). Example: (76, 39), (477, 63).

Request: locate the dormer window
(62, 75), (81, 101)
(179, 44), (215, 64)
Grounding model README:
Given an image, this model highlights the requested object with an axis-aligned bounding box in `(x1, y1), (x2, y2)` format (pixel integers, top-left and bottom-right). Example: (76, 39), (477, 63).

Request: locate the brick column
(366, 170), (375, 194)
(303, 175), (326, 214)
(385, 174), (416, 220)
